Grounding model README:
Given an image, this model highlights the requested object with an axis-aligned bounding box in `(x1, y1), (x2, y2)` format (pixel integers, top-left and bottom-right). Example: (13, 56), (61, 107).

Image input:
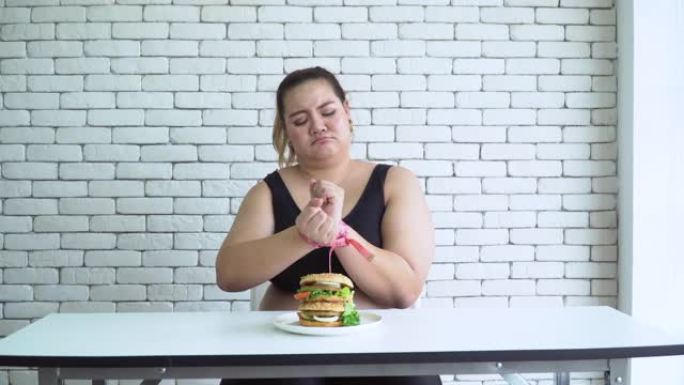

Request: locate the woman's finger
(307, 197), (323, 208)
(304, 210), (327, 236)
(295, 205), (322, 233)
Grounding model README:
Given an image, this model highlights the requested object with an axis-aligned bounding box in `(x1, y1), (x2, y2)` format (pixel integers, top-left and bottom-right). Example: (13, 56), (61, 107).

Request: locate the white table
(0, 307), (683, 385)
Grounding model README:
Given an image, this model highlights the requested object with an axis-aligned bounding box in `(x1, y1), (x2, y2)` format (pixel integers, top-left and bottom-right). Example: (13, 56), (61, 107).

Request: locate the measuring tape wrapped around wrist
(298, 221), (374, 272)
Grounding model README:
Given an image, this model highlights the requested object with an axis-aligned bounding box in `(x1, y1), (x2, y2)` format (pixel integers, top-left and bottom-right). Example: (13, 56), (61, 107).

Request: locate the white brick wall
(1, 1), (617, 382)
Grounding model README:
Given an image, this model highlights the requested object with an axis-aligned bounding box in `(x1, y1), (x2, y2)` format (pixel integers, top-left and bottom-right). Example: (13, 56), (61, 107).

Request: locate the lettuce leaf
(298, 286), (354, 301)
(341, 302), (360, 326)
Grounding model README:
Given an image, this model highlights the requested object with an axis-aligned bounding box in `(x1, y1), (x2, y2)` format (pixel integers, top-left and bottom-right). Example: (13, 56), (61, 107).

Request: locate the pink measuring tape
(299, 221), (374, 272)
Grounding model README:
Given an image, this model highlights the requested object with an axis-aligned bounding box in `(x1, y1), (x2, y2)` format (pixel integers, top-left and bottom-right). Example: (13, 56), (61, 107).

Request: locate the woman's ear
(343, 100), (351, 118)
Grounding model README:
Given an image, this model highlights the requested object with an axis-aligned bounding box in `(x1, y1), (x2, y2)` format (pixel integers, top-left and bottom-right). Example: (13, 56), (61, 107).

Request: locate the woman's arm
(336, 166), (434, 308)
(215, 181), (314, 292)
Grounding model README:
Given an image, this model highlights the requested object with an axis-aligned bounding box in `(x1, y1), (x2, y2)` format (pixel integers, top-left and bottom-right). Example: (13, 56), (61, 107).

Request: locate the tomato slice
(293, 291), (310, 301)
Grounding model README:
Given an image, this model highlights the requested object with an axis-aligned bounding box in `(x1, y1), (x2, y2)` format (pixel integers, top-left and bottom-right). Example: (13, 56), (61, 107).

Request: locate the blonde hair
(272, 67), (348, 169)
(272, 111), (296, 168)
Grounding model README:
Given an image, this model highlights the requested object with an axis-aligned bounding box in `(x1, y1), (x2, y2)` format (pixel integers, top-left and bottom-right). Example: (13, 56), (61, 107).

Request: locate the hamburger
(293, 273), (360, 327)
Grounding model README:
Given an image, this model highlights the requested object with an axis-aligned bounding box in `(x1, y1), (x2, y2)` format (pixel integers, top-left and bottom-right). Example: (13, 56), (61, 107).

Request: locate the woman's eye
(322, 110), (335, 116)
(293, 119), (306, 126)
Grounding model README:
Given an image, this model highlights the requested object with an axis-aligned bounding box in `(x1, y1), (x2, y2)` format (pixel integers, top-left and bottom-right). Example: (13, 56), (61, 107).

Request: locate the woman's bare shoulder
(385, 164), (418, 186)
(277, 165), (298, 176)
(238, 179), (271, 212)
(248, 167), (294, 196)
(354, 160), (377, 168)
(383, 164), (422, 201)
(352, 159), (384, 176)
(271, 165), (299, 186)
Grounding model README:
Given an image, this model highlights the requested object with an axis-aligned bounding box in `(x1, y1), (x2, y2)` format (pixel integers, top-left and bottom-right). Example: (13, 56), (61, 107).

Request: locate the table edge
(2, 344), (684, 368)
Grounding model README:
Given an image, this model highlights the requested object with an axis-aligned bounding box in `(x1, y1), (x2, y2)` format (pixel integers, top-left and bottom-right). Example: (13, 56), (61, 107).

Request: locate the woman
(216, 67), (438, 385)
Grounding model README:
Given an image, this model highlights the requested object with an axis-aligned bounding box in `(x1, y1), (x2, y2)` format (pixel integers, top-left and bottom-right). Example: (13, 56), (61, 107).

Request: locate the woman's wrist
(339, 223), (374, 261)
(291, 226), (318, 251)
(301, 221), (374, 261)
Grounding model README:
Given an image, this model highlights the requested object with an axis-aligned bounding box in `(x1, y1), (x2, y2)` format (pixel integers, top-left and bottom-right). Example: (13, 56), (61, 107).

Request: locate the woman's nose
(309, 113), (326, 134)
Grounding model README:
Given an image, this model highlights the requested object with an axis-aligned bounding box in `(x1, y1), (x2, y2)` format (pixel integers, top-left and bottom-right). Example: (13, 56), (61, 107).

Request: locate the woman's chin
(298, 143), (351, 164)
(305, 153), (345, 166)
(309, 144), (339, 157)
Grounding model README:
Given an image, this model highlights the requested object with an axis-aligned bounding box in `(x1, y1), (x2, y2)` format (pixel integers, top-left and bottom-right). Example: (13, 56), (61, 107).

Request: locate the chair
(249, 282), (269, 311)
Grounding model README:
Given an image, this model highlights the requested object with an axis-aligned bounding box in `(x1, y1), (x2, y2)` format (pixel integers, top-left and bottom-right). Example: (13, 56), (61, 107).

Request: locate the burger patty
(298, 301), (345, 312)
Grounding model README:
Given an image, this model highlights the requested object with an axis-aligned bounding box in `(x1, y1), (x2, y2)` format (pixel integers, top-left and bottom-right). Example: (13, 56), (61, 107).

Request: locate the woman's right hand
(295, 197), (336, 245)
(309, 179), (344, 225)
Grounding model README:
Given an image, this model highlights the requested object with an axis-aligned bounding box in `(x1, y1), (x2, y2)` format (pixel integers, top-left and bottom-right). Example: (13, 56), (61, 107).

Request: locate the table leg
(607, 359), (628, 385)
(555, 372), (569, 385)
(38, 368), (61, 385)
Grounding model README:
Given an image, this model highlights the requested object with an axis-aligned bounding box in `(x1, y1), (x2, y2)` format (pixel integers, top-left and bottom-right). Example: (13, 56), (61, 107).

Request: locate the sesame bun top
(299, 273), (354, 289)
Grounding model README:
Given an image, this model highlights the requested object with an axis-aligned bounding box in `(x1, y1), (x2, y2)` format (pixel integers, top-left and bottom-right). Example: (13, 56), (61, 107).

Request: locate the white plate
(273, 312), (382, 336)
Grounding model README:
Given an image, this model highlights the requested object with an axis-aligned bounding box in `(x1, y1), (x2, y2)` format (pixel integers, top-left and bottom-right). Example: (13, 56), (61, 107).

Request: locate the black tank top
(264, 163), (391, 293)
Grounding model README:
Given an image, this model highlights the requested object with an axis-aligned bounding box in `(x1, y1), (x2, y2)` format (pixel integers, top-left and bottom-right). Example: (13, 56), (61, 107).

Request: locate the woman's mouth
(312, 137), (334, 145)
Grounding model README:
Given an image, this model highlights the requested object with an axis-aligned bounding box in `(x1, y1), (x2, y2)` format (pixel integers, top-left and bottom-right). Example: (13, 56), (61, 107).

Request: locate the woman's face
(282, 79), (351, 164)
